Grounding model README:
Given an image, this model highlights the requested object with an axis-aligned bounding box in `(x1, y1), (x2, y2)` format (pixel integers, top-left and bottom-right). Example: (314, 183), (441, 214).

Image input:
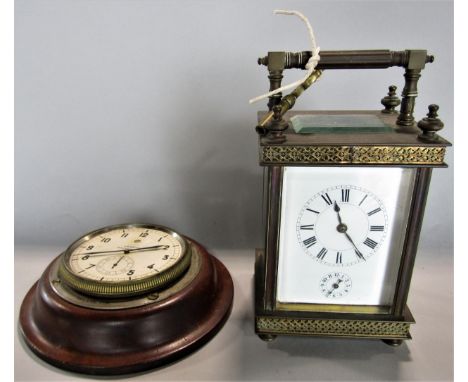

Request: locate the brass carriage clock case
(253, 50), (451, 345)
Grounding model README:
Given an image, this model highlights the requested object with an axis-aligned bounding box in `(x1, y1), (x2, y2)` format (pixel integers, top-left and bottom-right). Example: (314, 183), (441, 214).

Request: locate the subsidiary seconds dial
(296, 185), (388, 266)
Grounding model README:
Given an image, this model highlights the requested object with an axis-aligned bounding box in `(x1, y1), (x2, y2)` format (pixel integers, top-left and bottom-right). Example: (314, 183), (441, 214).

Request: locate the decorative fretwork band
(256, 316), (412, 338)
(260, 145), (446, 165)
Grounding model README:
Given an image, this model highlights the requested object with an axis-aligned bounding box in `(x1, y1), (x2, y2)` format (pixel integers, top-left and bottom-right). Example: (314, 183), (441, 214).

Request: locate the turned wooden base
(19, 241), (233, 375)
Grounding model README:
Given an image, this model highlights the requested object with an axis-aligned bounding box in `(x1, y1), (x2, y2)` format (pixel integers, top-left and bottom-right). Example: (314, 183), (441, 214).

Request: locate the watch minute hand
(126, 245), (170, 253)
(77, 245), (170, 257)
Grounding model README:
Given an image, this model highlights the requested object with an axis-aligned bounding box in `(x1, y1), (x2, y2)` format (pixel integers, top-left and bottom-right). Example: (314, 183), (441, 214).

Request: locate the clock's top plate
(258, 110), (451, 147)
(257, 111), (450, 166)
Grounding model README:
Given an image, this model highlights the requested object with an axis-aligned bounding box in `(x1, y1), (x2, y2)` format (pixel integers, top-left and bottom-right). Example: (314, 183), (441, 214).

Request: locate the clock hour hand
(332, 203), (366, 260)
(333, 201), (344, 225)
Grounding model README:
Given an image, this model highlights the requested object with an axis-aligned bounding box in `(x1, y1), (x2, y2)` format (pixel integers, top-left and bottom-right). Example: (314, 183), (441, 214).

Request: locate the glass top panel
(290, 114), (393, 134)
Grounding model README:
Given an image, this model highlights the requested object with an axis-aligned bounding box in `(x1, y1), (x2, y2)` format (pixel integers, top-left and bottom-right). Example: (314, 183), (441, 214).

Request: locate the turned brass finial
(417, 104), (444, 142)
(381, 85), (401, 114)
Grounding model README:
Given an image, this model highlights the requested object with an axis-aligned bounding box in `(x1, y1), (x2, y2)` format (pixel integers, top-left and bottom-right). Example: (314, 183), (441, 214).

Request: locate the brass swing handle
(258, 50), (434, 70)
(258, 49), (435, 128)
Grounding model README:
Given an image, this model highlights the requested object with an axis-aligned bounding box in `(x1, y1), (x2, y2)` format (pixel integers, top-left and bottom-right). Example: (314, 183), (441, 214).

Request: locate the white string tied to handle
(249, 9), (321, 105)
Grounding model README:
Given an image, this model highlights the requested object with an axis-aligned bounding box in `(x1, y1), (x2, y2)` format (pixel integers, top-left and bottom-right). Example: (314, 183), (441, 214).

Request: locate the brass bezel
(58, 223), (191, 298)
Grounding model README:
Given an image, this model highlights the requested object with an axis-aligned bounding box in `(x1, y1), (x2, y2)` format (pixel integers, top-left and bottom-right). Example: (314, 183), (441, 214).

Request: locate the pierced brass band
(260, 145), (446, 165)
(256, 316), (413, 339)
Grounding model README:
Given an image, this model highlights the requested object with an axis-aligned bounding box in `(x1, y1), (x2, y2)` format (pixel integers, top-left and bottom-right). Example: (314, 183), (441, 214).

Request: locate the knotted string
(249, 9), (321, 104)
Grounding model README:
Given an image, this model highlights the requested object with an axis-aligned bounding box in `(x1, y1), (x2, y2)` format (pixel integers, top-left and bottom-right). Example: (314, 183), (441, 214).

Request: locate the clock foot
(258, 334), (277, 342)
(382, 339), (403, 347)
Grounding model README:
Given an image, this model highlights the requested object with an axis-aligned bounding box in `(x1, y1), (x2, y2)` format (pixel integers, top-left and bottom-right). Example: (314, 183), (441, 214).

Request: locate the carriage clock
(253, 50), (451, 346)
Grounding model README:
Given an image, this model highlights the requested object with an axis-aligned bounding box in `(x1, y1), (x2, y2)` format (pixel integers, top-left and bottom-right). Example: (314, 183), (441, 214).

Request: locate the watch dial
(297, 185), (388, 266)
(67, 226), (184, 282)
(276, 167), (416, 311)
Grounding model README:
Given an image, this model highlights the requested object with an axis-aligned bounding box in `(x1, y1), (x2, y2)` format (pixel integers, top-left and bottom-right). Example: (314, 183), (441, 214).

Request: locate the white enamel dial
(296, 185), (388, 266)
(68, 226), (183, 282)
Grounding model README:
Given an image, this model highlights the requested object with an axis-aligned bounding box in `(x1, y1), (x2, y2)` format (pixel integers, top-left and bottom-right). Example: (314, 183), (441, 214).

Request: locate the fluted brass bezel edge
(57, 223), (192, 298)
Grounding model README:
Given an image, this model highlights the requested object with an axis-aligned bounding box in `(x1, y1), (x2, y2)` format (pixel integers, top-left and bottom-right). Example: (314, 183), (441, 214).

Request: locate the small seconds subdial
(319, 272), (352, 298)
(297, 185), (388, 266)
(96, 255), (135, 276)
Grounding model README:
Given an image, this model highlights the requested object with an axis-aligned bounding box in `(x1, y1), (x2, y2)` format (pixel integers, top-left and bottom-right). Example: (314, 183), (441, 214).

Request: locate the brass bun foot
(258, 334), (277, 342)
(382, 339), (404, 347)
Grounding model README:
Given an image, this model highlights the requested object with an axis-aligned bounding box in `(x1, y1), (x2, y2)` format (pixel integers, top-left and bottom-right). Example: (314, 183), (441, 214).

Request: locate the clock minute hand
(343, 232), (366, 261)
(125, 245), (170, 253)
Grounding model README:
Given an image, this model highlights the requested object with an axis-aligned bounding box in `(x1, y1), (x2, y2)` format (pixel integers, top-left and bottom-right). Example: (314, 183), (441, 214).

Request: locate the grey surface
(15, 0), (454, 254)
(15, 247), (453, 381)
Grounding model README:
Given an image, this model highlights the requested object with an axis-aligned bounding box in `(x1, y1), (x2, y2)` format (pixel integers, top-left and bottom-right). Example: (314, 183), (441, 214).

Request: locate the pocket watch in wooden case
(19, 223), (234, 375)
(253, 49), (451, 345)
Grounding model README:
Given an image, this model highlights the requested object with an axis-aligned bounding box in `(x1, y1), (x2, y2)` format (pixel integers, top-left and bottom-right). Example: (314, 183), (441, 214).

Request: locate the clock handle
(257, 49), (434, 129)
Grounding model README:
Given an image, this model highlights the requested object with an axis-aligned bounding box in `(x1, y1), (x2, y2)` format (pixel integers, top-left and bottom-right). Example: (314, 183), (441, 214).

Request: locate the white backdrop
(15, 0), (453, 255)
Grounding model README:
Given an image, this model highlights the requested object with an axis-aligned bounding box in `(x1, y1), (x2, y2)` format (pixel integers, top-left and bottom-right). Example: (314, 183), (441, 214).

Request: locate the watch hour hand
(79, 248), (129, 256)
